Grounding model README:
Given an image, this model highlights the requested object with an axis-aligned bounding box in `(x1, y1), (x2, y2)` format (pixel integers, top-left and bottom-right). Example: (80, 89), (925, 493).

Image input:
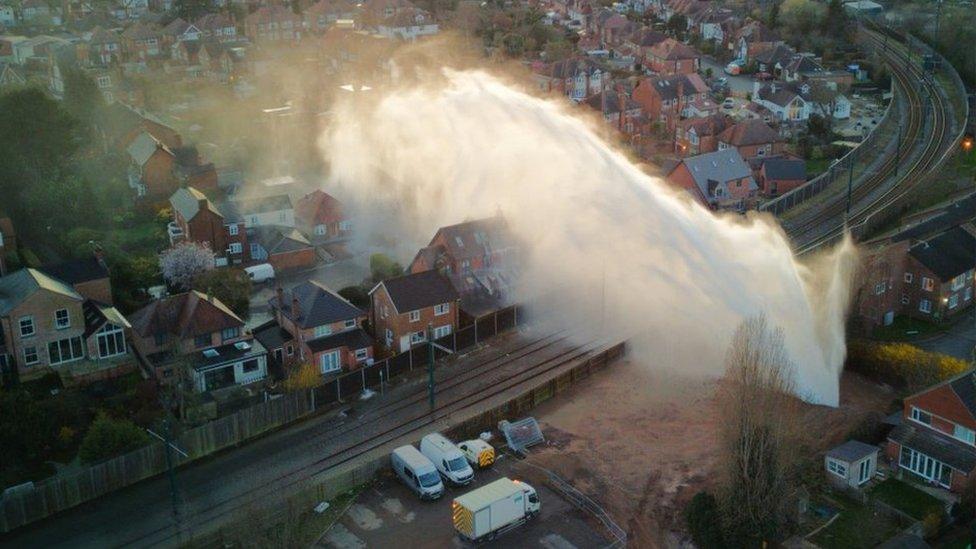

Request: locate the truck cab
(516, 481), (541, 516)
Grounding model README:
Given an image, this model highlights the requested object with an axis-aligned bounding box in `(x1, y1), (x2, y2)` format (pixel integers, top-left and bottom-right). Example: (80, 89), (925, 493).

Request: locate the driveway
(700, 57), (754, 95)
(917, 310), (976, 360)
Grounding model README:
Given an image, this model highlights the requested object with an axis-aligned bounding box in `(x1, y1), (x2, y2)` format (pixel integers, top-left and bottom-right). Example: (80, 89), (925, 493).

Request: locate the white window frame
(826, 459), (847, 478)
(314, 224), (326, 236)
(921, 277), (935, 292)
(229, 242), (243, 254)
(410, 331), (426, 344)
(48, 336), (84, 365)
(434, 303), (450, 316)
(19, 316), (35, 338)
(951, 275), (966, 291)
(919, 299), (932, 313)
(953, 424), (975, 446)
(228, 224), (239, 236)
(319, 350), (340, 374)
(344, 319), (356, 329)
(96, 323), (127, 358)
(433, 324), (451, 339)
(23, 346), (39, 365)
(874, 282), (886, 295)
(904, 272), (913, 283)
(408, 310), (420, 322)
(55, 308), (70, 329)
(354, 348), (368, 361)
(910, 406), (932, 426)
(314, 325), (332, 338)
(948, 294), (959, 309)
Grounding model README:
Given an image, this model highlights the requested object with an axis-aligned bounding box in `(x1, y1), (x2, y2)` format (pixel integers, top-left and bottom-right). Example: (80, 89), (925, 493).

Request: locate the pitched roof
(246, 5), (301, 24)
(539, 56), (603, 80)
(584, 90), (641, 115)
(673, 148), (756, 199)
(948, 370), (976, 420)
(126, 131), (169, 166)
(295, 189), (345, 226)
(753, 44), (795, 66)
(170, 186), (221, 222)
(892, 194), (976, 244)
(375, 270), (459, 313)
(826, 440), (878, 462)
(162, 17), (189, 36)
(762, 157), (806, 180)
(648, 38), (699, 61)
(908, 226), (976, 280)
(233, 194), (292, 215)
(888, 422), (976, 472)
(272, 280), (362, 329)
(128, 290), (243, 339)
(627, 28), (667, 48)
(755, 83), (802, 108)
(306, 326), (373, 353)
(718, 119), (780, 146)
(0, 268), (83, 315)
(640, 73), (708, 101)
(252, 226), (311, 254)
(427, 217), (513, 264)
(194, 12), (235, 30)
(121, 21), (161, 40)
(678, 114), (728, 136)
(82, 300), (130, 338)
(43, 257), (109, 285)
(252, 319), (292, 350)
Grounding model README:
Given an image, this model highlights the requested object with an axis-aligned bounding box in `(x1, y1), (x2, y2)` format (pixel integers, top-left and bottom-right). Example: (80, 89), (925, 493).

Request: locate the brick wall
(370, 285), (458, 354)
(3, 290), (87, 380)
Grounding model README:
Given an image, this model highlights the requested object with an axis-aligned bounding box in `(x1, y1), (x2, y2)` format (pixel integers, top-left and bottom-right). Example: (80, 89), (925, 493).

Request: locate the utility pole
(147, 420), (188, 532)
(427, 323), (435, 411)
(845, 154), (854, 220)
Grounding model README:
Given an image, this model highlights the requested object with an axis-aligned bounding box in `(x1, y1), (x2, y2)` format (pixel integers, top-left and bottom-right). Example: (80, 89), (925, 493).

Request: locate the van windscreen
(419, 471), (440, 487)
(447, 457), (467, 471)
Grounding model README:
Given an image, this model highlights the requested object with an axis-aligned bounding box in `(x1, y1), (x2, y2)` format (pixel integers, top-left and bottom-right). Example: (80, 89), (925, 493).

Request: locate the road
(918, 311), (976, 360)
(699, 57), (753, 95)
(0, 330), (611, 548)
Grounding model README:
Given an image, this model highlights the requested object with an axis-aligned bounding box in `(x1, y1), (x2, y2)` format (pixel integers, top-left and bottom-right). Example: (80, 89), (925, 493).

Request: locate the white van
(420, 433), (474, 486)
(244, 263), (275, 284)
(391, 445), (444, 500)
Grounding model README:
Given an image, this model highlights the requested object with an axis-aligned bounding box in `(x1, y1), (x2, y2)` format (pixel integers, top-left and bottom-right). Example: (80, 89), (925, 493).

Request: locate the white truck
(452, 477), (540, 542)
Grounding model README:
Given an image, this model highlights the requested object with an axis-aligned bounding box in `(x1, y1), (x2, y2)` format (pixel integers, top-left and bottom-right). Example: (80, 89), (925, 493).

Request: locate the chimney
(292, 295), (302, 321)
(276, 286), (284, 310)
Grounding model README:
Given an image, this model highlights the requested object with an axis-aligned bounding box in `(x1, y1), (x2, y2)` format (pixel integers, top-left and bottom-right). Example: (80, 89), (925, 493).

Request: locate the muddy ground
(524, 359), (896, 548)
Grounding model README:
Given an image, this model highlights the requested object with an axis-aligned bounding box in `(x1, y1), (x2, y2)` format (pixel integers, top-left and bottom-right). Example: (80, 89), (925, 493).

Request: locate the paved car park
(317, 454), (610, 548)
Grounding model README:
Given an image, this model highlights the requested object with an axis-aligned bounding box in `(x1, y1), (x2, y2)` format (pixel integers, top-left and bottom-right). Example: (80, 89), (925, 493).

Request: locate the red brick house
(886, 368), (976, 493)
(632, 73), (710, 132)
(0, 216), (15, 277)
(666, 148), (758, 210)
(757, 157), (806, 196)
(584, 89), (644, 135)
(245, 6), (303, 43)
(128, 291), (266, 391)
(121, 22), (162, 61)
(269, 282), (372, 374)
(169, 186), (249, 266)
(622, 28), (668, 66)
(409, 217), (518, 317)
(43, 255), (113, 305)
(369, 270), (459, 354)
(532, 57), (605, 103)
(716, 119), (783, 160)
(295, 189), (349, 242)
(248, 227), (316, 272)
(127, 131), (177, 198)
(674, 114), (728, 156)
(645, 38), (700, 75)
(855, 224), (975, 329)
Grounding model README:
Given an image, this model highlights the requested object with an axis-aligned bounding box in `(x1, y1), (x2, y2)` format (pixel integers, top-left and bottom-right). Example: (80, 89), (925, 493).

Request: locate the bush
(846, 341), (968, 391)
(338, 285), (369, 309)
(369, 253), (403, 282)
(78, 414), (151, 464)
(685, 491), (725, 548)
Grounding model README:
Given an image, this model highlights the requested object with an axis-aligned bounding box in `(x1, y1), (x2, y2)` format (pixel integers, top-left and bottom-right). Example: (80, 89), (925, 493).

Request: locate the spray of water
(321, 69), (858, 407)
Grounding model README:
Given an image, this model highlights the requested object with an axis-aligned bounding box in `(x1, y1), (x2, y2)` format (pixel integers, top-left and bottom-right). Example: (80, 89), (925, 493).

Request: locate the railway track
(107, 329), (618, 548)
(788, 24), (962, 254)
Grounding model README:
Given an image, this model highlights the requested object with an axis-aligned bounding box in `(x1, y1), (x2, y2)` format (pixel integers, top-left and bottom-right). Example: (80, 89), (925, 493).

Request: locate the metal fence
(0, 305), (524, 534)
(310, 305), (523, 407)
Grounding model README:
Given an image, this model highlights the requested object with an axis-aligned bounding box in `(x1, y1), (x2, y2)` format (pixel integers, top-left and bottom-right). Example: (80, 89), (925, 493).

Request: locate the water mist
(320, 69), (858, 407)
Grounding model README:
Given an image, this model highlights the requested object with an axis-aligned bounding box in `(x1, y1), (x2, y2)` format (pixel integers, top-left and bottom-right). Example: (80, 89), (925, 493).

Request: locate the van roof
(393, 445), (436, 470)
(423, 433), (459, 452)
(454, 478), (523, 510)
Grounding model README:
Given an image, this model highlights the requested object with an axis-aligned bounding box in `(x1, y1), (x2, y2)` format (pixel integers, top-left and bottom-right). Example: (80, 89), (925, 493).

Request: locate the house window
(455, 236), (464, 247)
(339, 220), (352, 231)
(23, 346), (39, 365)
(901, 294), (910, 305)
(385, 328), (393, 346)
(315, 224), (326, 236)
(948, 294), (959, 309)
(242, 358), (260, 373)
(97, 323), (127, 358)
(921, 277), (935, 292)
(874, 283), (886, 295)
(344, 319), (356, 329)
(250, 215), (259, 225)
(411, 331), (426, 344)
(434, 303), (450, 316)
(826, 459), (847, 478)
(433, 324), (451, 339)
(354, 348), (368, 361)
(48, 336), (84, 365)
(286, 344), (294, 356)
(250, 243), (261, 258)
(229, 242), (243, 254)
(319, 350), (340, 373)
(381, 305), (388, 319)
(919, 299), (932, 314)
(19, 316), (34, 338)
(966, 287), (973, 301)
(904, 272), (913, 283)
(221, 326), (240, 341)
(953, 424), (976, 446)
(314, 325), (332, 338)
(55, 309), (70, 329)
(195, 333), (211, 348)
(951, 275), (966, 291)
(408, 310), (420, 322)
(278, 211), (286, 223)
(97, 75), (111, 88)
(461, 260), (471, 273)
(228, 224), (239, 236)
(910, 406), (931, 426)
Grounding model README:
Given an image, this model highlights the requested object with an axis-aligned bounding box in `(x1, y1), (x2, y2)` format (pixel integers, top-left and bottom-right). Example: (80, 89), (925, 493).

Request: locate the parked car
(754, 71), (773, 81)
(458, 439), (495, 469)
(452, 477), (540, 542)
(420, 433), (474, 485)
(244, 263), (275, 284)
(391, 445), (445, 500)
(724, 62), (742, 75)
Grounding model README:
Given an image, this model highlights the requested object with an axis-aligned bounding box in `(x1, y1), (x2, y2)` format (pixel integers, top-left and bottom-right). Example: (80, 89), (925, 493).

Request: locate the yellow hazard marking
(479, 449), (495, 468)
(453, 501), (473, 536)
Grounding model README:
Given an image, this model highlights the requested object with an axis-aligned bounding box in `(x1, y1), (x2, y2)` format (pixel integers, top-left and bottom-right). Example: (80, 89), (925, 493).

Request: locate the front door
(883, 311), (894, 326)
(399, 335), (410, 353)
(320, 350), (340, 374)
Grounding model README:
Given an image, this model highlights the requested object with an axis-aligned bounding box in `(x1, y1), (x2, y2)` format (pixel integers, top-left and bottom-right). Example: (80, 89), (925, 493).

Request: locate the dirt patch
(523, 359), (895, 548)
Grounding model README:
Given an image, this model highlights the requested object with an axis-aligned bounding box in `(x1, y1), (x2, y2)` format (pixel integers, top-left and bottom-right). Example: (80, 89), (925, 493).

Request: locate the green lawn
(869, 478), (945, 520)
(810, 493), (902, 549)
(806, 158), (833, 178)
(871, 315), (945, 341)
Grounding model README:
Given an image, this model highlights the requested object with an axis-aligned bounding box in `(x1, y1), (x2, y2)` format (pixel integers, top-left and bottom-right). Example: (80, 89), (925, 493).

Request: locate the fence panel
(496, 306), (516, 332)
(411, 344), (430, 369)
(363, 362), (382, 388)
(476, 316), (496, 340)
(387, 353), (410, 379)
(433, 334), (454, 360)
(338, 372), (361, 400)
(455, 325), (477, 351)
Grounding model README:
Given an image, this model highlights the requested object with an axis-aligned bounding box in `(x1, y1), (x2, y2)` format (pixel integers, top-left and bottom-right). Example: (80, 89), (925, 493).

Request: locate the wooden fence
(0, 305), (524, 534)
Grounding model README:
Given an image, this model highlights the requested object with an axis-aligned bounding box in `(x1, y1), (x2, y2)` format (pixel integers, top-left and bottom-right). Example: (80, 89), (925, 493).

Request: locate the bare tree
(160, 242), (216, 291)
(718, 314), (800, 546)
